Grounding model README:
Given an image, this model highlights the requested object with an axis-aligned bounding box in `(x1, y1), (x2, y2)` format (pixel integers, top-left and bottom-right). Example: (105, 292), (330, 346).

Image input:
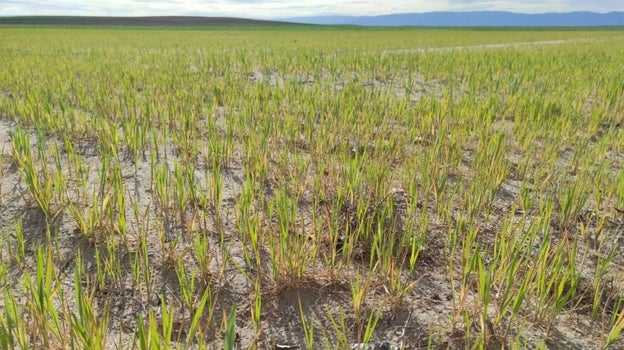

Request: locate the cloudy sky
(1, 0), (623, 19)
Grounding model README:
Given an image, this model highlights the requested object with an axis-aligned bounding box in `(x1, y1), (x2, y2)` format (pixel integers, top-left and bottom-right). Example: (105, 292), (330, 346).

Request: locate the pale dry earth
(0, 38), (623, 349)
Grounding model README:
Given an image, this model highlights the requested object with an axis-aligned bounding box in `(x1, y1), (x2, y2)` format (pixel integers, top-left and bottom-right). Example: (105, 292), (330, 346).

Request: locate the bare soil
(2, 111), (623, 350)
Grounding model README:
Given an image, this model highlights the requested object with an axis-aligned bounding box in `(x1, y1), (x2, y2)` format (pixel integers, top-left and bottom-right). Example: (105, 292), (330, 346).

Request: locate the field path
(380, 38), (598, 55)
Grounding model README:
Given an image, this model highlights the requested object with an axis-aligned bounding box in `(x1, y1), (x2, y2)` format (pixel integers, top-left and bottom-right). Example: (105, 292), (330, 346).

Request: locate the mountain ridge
(1, 12), (623, 27)
(0, 16), (298, 26)
(285, 11), (624, 26)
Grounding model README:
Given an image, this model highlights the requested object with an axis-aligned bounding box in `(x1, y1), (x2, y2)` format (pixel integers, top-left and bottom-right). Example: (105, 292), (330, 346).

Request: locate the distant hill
(287, 11), (624, 27)
(0, 16), (297, 26)
(2, 12), (623, 27)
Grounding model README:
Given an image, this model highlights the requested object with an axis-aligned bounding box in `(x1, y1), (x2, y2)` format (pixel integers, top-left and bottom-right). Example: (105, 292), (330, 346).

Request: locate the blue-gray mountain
(286, 11), (624, 27)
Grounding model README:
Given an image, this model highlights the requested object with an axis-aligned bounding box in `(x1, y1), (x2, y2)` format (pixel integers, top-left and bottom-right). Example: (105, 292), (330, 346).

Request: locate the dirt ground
(1, 47), (624, 348)
(1, 111), (623, 350)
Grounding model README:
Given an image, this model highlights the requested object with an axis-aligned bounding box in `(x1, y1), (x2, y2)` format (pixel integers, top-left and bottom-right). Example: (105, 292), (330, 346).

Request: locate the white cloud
(0, 0), (622, 18)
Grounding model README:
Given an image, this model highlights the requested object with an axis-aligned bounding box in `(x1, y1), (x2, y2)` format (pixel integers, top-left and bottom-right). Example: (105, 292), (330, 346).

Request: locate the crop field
(0, 26), (624, 349)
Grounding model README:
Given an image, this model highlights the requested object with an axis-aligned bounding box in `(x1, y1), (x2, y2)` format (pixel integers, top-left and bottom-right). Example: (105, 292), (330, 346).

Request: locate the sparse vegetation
(0, 26), (623, 349)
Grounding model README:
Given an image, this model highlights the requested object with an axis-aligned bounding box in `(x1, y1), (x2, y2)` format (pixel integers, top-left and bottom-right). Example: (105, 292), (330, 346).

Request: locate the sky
(1, 0), (623, 19)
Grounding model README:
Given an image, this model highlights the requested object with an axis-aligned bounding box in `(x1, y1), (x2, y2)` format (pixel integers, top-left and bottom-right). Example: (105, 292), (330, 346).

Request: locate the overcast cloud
(1, 0), (623, 18)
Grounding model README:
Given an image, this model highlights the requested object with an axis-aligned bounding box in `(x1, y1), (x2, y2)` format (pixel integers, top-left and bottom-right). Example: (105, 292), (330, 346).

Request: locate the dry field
(0, 27), (623, 349)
